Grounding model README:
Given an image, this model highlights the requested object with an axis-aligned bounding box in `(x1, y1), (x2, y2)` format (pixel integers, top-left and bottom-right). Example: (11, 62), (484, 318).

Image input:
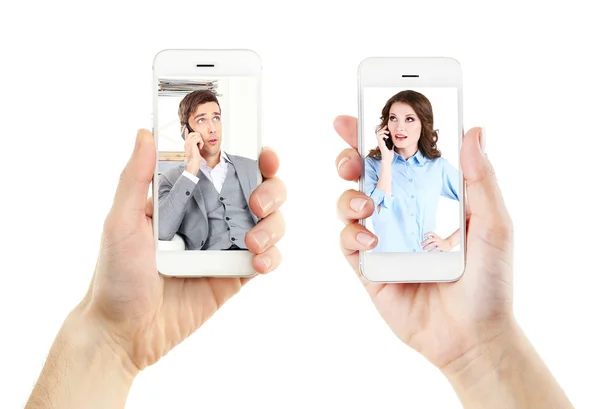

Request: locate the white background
(363, 87), (460, 246)
(1, 1), (599, 408)
(157, 76), (258, 159)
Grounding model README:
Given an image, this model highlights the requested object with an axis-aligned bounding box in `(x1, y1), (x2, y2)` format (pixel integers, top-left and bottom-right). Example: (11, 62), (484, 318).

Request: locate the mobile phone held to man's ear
(181, 123), (193, 140)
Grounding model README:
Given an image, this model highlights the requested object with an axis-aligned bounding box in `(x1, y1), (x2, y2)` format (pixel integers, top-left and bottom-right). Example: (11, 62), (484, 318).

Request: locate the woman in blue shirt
(365, 90), (460, 253)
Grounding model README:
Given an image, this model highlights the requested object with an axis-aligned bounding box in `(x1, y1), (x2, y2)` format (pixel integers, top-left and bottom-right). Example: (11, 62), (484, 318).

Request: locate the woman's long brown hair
(366, 90), (442, 160)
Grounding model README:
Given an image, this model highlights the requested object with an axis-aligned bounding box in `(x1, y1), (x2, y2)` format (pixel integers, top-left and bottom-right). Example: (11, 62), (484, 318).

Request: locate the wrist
(442, 319), (522, 388)
(445, 236), (457, 249)
(64, 307), (140, 379)
(185, 161), (200, 175)
(26, 308), (137, 409)
(442, 319), (573, 409)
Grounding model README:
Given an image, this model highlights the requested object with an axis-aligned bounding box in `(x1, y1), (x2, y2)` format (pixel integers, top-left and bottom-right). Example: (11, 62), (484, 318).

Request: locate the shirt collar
(201, 151), (231, 168)
(221, 151), (232, 164)
(393, 149), (427, 166)
(413, 149), (426, 165)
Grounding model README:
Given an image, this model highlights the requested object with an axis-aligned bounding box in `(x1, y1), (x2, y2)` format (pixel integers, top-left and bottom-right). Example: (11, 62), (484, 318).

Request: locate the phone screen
(362, 87), (461, 254)
(155, 75), (260, 253)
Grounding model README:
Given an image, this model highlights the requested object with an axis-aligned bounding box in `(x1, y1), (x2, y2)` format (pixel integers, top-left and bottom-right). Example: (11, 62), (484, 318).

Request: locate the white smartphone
(152, 49), (262, 277)
(357, 57), (466, 283)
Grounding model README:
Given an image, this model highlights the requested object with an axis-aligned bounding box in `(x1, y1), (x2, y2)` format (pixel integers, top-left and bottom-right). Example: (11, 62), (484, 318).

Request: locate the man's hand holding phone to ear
(183, 124), (204, 175)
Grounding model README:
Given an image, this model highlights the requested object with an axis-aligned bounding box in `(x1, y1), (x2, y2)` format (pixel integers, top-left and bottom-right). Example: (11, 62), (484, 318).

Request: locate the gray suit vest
(198, 166), (255, 250)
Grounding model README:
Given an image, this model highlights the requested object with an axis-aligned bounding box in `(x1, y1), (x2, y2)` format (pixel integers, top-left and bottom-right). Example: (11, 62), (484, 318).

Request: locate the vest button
(231, 237), (236, 241)
(185, 191), (190, 196)
(225, 217), (230, 221)
(219, 196), (224, 201)
(227, 227), (230, 231)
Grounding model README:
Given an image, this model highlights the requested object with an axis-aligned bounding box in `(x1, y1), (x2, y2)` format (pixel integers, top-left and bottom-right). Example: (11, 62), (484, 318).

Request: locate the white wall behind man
(158, 76), (258, 159)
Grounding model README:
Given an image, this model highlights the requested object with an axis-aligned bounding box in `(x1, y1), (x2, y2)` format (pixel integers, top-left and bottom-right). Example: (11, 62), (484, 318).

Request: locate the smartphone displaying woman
(364, 90), (460, 253)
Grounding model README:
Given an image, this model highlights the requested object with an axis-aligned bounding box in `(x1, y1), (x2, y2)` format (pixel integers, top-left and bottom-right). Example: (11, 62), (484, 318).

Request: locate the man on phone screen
(158, 90), (258, 251)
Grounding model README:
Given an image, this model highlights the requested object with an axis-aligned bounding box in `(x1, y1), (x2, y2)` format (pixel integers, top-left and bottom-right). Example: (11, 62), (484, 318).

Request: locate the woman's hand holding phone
(376, 126), (394, 164)
(184, 126), (204, 175)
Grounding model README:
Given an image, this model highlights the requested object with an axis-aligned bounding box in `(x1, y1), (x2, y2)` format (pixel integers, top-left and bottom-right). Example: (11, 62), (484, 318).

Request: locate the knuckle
(102, 213), (117, 234)
(278, 216), (286, 236)
(336, 193), (344, 209)
(118, 167), (128, 184)
(481, 217), (514, 246)
(101, 214), (124, 247)
(339, 228), (348, 246)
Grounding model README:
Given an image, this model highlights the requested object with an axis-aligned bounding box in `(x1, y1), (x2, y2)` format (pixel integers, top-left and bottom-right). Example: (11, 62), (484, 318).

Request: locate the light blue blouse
(365, 150), (460, 252)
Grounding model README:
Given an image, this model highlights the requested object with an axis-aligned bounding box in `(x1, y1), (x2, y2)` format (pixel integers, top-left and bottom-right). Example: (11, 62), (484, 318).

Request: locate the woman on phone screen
(365, 90), (460, 253)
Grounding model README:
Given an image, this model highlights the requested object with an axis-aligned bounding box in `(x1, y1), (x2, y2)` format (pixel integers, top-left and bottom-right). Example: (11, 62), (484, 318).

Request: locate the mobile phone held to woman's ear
(384, 132), (394, 150)
(376, 125), (394, 150)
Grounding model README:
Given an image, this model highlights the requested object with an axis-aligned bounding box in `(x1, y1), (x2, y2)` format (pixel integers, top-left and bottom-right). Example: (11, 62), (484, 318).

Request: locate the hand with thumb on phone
(182, 124), (203, 175)
(335, 119), (574, 408)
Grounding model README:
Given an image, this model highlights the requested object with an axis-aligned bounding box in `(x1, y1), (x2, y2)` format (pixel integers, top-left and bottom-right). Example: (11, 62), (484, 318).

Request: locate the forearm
(158, 197), (186, 240)
(375, 162), (392, 195)
(158, 175), (196, 240)
(446, 228), (460, 248)
(26, 309), (137, 409)
(444, 321), (573, 409)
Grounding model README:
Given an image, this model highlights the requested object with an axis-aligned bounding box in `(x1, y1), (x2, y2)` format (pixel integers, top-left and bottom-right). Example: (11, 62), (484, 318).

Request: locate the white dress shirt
(182, 151), (230, 193)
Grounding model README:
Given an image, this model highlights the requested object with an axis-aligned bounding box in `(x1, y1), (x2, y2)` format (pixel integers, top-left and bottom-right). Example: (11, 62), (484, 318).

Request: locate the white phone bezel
(153, 49), (262, 278)
(357, 57), (466, 283)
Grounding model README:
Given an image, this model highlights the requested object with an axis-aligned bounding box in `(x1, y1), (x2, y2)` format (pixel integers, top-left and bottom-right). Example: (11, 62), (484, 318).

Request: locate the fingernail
(253, 230), (270, 250)
(350, 197), (368, 212)
(337, 157), (350, 172)
(479, 127), (486, 154)
(256, 194), (274, 214)
(259, 255), (272, 271)
(356, 232), (376, 247)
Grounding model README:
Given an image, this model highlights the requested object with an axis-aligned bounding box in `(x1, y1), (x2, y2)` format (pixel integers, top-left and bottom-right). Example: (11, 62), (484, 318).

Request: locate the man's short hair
(178, 90), (221, 125)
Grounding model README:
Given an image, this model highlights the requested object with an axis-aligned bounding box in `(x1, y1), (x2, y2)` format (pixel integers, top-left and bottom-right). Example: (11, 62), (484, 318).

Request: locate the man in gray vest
(158, 90), (258, 250)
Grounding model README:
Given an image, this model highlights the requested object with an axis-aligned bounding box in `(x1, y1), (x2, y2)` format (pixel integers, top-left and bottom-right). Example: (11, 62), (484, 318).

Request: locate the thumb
(112, 129), (156, 215)
(461, 127), (512, 231)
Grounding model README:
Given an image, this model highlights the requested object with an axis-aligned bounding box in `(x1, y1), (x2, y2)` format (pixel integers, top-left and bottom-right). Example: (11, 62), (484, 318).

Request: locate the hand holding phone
(183, 124), (204, 174)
